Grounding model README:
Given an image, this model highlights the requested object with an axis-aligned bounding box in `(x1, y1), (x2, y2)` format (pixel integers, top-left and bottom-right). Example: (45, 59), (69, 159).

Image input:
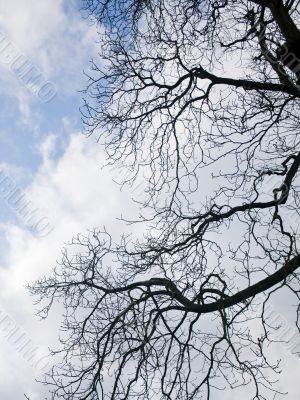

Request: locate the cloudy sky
(0, 1), (140, 398)
(0, 1), (299, 399)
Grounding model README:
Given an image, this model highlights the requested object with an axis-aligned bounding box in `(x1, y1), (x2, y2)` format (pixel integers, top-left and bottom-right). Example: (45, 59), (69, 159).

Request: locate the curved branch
(138, 254), (300, 313)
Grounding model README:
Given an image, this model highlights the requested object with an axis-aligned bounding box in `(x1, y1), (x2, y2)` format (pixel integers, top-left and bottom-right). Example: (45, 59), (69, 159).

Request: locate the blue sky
(0, 3), (87, 171)
(0, 1), (139, 398)
(0, 0), (103, 263)
(0, 1), (299, 399)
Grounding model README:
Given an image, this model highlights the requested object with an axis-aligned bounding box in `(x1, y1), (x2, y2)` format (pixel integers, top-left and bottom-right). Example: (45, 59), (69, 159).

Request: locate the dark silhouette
(30, 1), (300, 399)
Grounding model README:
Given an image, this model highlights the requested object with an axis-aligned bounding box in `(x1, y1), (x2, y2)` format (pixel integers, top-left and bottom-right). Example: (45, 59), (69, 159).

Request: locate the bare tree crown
(30, 1), (300, 399)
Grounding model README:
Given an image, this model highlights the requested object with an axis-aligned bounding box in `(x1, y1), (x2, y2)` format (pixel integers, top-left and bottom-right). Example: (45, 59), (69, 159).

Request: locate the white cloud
(0, 131), (139, 398)
(0, 0), (99, 116)
(0, 2), (298, 399)
(0, 132), (298, 400)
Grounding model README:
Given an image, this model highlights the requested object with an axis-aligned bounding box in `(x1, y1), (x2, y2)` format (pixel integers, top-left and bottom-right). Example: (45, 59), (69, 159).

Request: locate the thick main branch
(139, 254), (300, 313)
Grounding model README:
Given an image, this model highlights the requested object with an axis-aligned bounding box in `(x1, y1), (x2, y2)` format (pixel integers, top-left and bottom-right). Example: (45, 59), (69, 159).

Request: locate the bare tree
(30, 1), (300, 399)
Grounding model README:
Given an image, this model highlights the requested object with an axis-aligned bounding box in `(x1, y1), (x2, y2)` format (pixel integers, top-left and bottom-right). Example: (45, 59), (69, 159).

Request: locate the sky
(0, 1), (140, 398)
(0, 1), (299, 399)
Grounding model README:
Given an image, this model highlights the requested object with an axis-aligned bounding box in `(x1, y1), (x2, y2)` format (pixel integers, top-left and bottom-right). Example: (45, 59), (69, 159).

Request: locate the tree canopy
(30, 1), (300, 399)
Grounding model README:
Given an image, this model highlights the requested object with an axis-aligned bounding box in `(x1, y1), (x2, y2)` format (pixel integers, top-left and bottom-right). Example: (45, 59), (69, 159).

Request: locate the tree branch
(195, 66), (300, 95)
(141, 254), (300, 313)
